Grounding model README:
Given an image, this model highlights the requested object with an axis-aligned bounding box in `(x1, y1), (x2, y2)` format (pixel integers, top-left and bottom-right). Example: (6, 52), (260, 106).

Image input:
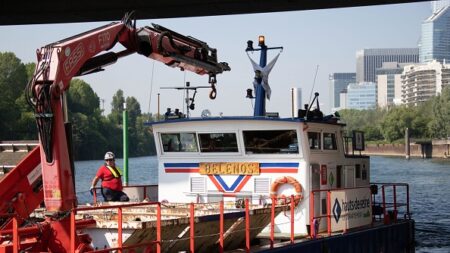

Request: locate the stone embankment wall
(360, 142), (450, 158)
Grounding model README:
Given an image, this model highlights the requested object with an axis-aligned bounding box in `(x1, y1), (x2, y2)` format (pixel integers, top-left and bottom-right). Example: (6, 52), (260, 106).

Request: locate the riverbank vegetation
(339, 85), (450, 142)
(0, 52), (157, 160)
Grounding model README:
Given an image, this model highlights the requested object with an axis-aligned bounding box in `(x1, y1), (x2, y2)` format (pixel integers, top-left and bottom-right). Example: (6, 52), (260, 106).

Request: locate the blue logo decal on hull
(333, 198), (341, 223)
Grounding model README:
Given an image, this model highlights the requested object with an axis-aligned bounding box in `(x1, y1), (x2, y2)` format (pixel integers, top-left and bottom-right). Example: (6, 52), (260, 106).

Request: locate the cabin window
(321, 198), (327, 214)
(355, 164), (361, 179)
(323, 133), (337, 150)
(362, 164), (367, 180)
(161, 133), (198, 152)
(243, 130), (298, 154)
(308, 132), (321, 150)
(336, 165), (342, 188)
(199, 133), (238, 153)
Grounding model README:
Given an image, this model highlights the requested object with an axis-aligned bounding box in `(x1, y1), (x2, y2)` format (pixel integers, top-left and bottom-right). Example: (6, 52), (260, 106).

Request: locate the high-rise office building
(356, 48), (419, 83)
(419, 5), (450, 63)
(347, 82), (377, 110)
(329, 73), (356, 109)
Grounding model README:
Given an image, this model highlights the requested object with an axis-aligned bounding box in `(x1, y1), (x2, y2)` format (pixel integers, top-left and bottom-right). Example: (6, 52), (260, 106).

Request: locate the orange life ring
(270, 176), (303, 206)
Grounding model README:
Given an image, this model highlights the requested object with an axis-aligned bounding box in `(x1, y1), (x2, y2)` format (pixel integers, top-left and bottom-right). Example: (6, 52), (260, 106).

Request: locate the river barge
(0, 17), (414, 252)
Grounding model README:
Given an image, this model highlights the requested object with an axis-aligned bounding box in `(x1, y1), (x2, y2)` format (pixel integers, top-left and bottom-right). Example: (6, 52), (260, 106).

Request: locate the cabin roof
(145, 116), (345, 127)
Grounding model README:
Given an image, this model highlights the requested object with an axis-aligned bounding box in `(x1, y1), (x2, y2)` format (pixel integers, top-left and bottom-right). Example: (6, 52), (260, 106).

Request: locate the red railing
(184, 197), (296, 253)
(309, 183), (410, 238)
(75, 196), (298, 253)
(0, 193), (308, 253)
(376, 183), (410, 223)
(72, 201), (162, 253)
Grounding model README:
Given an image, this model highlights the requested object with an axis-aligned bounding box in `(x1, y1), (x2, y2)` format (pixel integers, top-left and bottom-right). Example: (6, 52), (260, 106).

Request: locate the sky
(0, 2), (432, 117)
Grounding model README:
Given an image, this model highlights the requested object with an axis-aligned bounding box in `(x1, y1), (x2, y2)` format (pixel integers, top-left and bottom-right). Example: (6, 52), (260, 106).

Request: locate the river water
(74, 155), (450, 252)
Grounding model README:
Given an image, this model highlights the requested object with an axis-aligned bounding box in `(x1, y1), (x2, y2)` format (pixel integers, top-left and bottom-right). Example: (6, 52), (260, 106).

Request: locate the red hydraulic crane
(0, 13), (230, 252)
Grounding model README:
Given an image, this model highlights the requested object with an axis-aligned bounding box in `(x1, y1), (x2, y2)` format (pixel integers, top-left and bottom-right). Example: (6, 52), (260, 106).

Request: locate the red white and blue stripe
(163, 162), (299, 193)
(259, 163), (299, 173)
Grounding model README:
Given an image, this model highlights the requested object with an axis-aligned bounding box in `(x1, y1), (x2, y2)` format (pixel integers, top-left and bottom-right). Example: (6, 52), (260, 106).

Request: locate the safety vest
(106, 166), (122, 178)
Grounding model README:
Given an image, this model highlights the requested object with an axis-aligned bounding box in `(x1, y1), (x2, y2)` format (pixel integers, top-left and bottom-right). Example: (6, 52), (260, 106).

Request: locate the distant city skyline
(0, 2), (432, 116)
(345, 0), (450, 110)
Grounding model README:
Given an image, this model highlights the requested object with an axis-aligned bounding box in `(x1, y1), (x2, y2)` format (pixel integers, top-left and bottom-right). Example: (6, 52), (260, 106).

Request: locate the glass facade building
(419, 5), (450, 63)
(432, 0), (450, 13)
(346, 82), (377, 110)
(329, 73), (356, 108)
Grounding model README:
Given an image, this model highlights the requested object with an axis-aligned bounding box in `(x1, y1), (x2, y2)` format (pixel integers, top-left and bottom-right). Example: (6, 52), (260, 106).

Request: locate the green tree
(125, 96), (141, 156)
(25, 63), (36, 80)
(429, 86), (450, 138)
(126, 96), (141, 128)
(66, 79), (108, 160)
(99, 116), (122, 156)
(14, 112), (37, 139)
(70, 112), (108, 160)
(109, 89), (125, 125)
(13, 62), (38, 139)
(67, 79), (100, 116)
(410, 103), (432, 139)
(135, 115), (156, 155)
(0, 52), (28, 139)
(362, 125), (383, 141)
(379, 106), (429, 142)
(338, 108), (385, 140)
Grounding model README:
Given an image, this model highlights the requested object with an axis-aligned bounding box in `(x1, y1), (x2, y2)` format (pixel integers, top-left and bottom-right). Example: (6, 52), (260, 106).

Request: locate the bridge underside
(0, 0), (427, 25)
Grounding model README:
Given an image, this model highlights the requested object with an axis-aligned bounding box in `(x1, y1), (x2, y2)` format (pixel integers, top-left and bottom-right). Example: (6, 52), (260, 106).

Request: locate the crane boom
(25, 13), (229, 213)
(0, 13), (229, 252)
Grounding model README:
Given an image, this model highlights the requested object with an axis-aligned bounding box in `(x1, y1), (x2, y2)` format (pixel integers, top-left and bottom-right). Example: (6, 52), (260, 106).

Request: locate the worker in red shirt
(90, 152), (129, 201)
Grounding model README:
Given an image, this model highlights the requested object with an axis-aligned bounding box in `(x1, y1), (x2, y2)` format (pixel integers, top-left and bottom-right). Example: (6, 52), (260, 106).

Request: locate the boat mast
(246, 36), (283, 116)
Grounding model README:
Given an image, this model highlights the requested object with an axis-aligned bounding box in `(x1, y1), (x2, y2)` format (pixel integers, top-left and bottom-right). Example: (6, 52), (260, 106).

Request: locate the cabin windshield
(243, 130), (298, 154)
(158, 128), (302, 155)
(199, 133), (238, 153)
(161, 133), (198, 152)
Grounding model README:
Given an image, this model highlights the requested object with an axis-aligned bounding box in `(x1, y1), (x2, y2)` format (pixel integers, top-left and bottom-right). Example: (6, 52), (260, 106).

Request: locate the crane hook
(209, 74), (217, 100)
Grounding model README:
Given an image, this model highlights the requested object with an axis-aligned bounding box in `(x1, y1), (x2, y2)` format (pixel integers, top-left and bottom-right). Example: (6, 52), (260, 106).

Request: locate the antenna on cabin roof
(160, 82), (211, 118)
(307, 65), (320, 106)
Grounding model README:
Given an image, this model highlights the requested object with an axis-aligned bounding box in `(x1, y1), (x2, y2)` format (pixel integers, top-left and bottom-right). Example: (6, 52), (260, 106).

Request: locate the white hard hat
(104, 151), (115, 160)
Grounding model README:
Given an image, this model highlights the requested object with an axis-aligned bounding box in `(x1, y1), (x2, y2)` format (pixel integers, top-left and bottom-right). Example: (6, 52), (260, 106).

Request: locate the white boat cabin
(150, 116), (371, 235)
